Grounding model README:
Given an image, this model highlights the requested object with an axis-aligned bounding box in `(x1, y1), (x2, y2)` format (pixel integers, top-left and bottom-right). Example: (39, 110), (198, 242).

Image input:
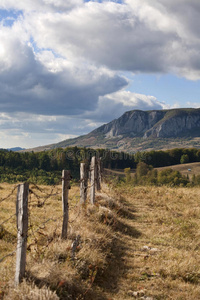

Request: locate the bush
(157, 169), (189, 187)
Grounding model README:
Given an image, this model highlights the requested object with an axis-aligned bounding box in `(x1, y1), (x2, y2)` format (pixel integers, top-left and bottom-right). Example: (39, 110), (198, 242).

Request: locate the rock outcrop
(92, 108), (200, 138)
(25, 108), (200, 152)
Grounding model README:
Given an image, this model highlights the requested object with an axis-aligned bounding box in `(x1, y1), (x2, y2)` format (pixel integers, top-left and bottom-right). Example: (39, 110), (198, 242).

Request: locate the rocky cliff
(26, 108), (200, 152)
(92, 108), (200, 138)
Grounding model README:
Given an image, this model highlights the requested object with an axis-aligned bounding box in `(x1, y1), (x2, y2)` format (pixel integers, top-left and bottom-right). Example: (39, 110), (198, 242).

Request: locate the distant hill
(0, 147), (26, 152)
(8, 147), (26, 152)
(26, 108), (200, 152)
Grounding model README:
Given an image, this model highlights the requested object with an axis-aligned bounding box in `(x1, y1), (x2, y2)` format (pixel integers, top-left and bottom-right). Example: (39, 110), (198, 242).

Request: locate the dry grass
(109, 185), (200, 299)
(0, 182), (121, 299)
(1, 182), (200, 299)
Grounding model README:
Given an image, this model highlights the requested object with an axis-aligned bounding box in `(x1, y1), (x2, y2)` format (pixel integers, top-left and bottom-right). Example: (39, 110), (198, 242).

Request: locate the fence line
(0, 156), (104, 286)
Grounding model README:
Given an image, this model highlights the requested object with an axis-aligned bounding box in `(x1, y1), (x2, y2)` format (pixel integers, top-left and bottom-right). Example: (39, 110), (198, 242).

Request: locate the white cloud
(0, 0), (83, 13)
(0, 0), (199, 147)
(17, 0), (200, 80)
(0, 24), (127, 116)
(0, 88), (168, 148)
(187, 102), (200, 108)
(83, 90), (168, 122)
(1, 0), (200, 80)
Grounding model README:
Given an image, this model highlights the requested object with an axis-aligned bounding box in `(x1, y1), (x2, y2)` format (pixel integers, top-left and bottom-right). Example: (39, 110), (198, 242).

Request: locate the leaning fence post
(90, 156), (96, 205)
(80, 163), (88, 204)
(61, 170), (71, 239)
(15, 182), (29, 285)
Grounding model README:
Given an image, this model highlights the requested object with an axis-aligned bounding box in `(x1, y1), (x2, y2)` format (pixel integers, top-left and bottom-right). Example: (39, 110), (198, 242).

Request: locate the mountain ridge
(24, 108), (200, 152)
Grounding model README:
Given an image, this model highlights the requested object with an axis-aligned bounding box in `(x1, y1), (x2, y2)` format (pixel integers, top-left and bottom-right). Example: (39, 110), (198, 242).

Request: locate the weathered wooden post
(15, 182), (29, 285)
(80, 163), (88, 204)
(96, 158), (101, 191)
(99, 157), (103, 183)
(61, 170), (71, 239)
(90, 156), (96, 205)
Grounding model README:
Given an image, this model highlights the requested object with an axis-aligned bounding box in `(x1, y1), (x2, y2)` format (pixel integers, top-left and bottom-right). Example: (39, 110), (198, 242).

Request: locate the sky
(0, 0), (200, 148)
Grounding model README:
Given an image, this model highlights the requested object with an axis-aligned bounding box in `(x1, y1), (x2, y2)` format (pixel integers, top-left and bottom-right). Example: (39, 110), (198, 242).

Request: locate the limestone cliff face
(93, 108), (200, 138)
(27, 108), (200, 152)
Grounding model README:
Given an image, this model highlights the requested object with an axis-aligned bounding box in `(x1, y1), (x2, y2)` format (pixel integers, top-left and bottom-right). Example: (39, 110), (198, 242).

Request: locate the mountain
(94, 108), (200, 138)
(0, 147), (26, 152)
(8, 147), (26, 152)
(26, 108), (200, 152)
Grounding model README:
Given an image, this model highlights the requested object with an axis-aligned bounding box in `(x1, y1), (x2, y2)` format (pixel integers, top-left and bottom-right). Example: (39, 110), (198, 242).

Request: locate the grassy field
(1, 182), (200, 299)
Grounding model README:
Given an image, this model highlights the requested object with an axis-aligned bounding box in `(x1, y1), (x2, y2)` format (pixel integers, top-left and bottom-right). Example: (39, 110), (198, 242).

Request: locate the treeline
(0, 147), (133, 184)
(124, 163), (190, 187)
(134, 148), (200, 167)
(0, 147), (200, 185)
(123, 161), (200, 187)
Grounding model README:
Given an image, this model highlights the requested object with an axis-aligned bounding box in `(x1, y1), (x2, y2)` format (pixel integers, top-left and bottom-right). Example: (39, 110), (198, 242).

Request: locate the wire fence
(0, 183), (66, 263)
(0, 156), (103, 285)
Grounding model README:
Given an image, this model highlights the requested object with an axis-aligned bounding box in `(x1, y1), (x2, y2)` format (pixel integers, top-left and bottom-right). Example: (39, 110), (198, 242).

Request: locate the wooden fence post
(80, 163), (88, 204)
(15, 182), (29, 285)
(96, 158), (101, 191)
(99, 157), (103, 183)
(61, 170), (71, 239)
(90, 156), (96, 205)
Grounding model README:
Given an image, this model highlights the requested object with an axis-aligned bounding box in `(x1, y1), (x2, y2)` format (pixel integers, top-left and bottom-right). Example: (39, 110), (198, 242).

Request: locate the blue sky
(0, 0), (199, 148)
(0, 9), (23, 26)
(128, 74), (200, 108)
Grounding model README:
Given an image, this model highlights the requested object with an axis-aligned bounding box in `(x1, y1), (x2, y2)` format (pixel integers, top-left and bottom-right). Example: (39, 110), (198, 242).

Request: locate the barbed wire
(0, 213), (64, 264)
(0, 185), (18, 204)
(0, 163), (104, 265)
(0, 248), (16, 263)
(68, 207), (81, 224)
(29, 182), (60, 197)
(0, 212), (16, 227)
(29, 183), (61, 207)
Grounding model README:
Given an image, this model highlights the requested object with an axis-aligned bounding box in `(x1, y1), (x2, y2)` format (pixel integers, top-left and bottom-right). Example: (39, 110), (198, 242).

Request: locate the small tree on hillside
(124, 167), (131, 183)
(136, 162), (150, 178)
(180, 154), (189, 164)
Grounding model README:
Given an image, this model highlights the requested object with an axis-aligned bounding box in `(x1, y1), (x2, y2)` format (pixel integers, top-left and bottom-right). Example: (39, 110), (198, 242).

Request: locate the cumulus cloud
(0, 88), (167, 148)
(1, 0), (200, 79)
(84, 90), (168, 122)
(187, 102), (200, 108)
(0, 0), (199, 147)
(0, 0), (83, 13)
(0, 112), (104, 148)
(0, 24), (128, 115)
(13, 0), (199, 80)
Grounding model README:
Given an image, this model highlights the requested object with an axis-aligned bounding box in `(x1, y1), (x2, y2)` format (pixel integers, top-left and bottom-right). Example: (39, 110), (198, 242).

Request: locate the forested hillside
(0, 148), (133, 184)
(0, 147), (200, 185)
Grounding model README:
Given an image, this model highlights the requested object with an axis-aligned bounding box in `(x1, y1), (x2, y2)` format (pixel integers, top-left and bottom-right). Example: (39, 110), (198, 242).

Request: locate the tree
(124, 168), (131, 183)
(180, 154), (189, 164)
(136, 162), (150, 178)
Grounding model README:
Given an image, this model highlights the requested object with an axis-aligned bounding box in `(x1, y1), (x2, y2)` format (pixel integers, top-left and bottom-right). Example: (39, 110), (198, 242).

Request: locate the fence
(0, 156), (103, 286)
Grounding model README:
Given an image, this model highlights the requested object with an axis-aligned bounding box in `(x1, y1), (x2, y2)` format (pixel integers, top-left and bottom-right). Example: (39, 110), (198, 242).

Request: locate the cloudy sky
(0, 0), (200, 148)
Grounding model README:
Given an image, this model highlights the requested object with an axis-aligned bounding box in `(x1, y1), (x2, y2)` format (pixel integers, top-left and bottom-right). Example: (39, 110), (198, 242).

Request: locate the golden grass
(0, 183), (117, 299)
(1, 182), (200, 299)
(109, 185), (200, 299)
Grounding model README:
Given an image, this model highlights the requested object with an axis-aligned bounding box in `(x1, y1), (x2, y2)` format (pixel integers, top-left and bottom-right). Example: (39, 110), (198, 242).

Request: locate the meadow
(1, 181), (200, 299)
